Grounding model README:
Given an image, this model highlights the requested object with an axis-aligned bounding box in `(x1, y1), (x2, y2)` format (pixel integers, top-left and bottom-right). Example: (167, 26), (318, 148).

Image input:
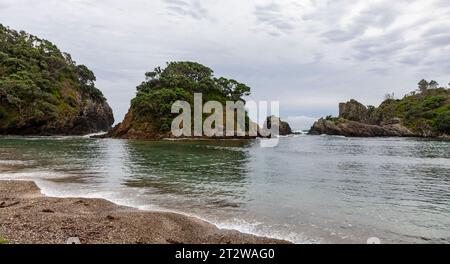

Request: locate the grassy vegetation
(0, 237), (8, 244)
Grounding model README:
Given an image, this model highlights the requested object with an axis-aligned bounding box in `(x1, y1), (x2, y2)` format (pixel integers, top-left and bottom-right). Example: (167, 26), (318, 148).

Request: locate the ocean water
(0, 135), (449, 244)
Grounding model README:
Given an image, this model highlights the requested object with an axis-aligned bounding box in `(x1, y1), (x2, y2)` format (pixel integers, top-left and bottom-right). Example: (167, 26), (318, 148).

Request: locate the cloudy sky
(1, 0), (449, 129)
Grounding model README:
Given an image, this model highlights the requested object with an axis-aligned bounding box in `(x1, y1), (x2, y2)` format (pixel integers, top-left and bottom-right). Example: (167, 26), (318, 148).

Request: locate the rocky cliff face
(66, 98), (114, 135)
(0, 24), (114, 135)
(310, 88), (450, 138)
(339, 99), (370, 123)
(106, 109), (164, 140)
(2, 96), (114, 136)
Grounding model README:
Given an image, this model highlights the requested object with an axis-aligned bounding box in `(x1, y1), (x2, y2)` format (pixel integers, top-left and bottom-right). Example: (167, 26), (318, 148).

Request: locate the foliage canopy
(131, 61), (251, 132)
(0, 24), (107, 131)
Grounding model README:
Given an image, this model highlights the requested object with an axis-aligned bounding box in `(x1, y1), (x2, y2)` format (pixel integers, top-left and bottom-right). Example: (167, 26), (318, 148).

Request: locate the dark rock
(106, 215), (116, 220)
(265, 116), (293, 136)
(0, 201), (20, 208)
(309, 118), (414, 137)
(339, 99), (370, 123)
(69, 99), (114, 135)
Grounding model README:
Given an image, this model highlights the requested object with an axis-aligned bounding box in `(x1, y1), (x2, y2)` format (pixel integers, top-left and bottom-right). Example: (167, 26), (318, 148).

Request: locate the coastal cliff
(310, 84), (450, 138)
(0, 24), (114, 135)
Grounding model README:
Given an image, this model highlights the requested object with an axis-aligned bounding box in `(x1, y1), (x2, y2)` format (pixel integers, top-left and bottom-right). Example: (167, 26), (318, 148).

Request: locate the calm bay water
(0, 135), (449, 243)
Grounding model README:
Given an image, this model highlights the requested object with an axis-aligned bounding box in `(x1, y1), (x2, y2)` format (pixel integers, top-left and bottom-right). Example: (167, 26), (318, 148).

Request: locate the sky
(1, 0), (450, 130)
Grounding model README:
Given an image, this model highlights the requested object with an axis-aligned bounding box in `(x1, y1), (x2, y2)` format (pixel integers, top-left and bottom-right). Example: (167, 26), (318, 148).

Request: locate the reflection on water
(0, 136), (449, 244)
(123, 140), (252, 210)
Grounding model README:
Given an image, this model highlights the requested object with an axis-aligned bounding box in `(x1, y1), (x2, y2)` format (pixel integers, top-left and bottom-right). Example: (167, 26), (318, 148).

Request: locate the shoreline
(0, 180), (289, 244)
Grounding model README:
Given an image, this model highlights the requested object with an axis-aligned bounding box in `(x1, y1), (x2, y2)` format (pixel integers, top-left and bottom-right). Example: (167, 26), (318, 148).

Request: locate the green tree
(429, 80), (439, 89)
(131, 61), (252, 133)
(418, 79), (429, 93)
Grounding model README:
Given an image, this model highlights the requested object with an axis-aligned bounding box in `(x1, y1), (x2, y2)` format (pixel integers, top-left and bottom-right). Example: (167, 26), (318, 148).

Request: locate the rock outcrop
(106, 109), (163, 140)
(339, 99), (370, 123)
(0, 24), (114, 135)
(265, 116), (293, 136)
(309, 118), (414, 137)
(310, 88), (450, 138)
(66, 98), (114, 135)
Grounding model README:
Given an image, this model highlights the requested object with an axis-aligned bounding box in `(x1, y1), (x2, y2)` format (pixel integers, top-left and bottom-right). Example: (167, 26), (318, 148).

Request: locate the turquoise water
(0, 136), (449, 243)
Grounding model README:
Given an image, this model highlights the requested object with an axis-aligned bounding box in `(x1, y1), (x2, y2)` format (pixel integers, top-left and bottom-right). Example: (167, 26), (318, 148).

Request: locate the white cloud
(1, 0), (449, 123)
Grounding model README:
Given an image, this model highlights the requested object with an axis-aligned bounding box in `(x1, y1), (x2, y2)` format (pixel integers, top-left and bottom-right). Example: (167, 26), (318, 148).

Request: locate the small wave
(0, 170), (70, 181)
(16, 136), (76, 141)
(320, 134), (347, 138)
(0, 160), (33, 166)
(83, 132), (107, 138)
(3, 173), (318, 244)
(202, 145), (246, 152)
(4, 133), (105, 141)
(211, 218), (319, 244)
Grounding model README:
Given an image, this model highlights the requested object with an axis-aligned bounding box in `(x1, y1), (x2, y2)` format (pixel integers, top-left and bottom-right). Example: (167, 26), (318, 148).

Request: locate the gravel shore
(0, 180), (288, 244)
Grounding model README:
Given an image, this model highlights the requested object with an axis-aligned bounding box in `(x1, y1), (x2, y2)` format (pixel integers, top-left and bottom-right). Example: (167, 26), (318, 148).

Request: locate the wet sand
(0, 180), (289, 244)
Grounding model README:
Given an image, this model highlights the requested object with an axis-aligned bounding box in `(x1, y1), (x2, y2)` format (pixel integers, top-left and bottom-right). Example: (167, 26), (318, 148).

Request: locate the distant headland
(309, 80), (450, 139)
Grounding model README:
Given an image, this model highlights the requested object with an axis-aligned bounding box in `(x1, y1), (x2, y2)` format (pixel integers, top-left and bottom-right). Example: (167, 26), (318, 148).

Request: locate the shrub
(435, 110), (450, 134)
(422, 95), (446, 109)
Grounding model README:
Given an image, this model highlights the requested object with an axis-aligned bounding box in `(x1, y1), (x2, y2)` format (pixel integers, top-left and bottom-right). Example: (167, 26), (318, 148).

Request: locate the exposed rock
(339, 100), (370, 123)
(69, 99), (114, 135)
(309, 118), (414, 137)
(310, 87), (450, 139)
(264, 116), (293, 136)
(105, 109), (168, 140)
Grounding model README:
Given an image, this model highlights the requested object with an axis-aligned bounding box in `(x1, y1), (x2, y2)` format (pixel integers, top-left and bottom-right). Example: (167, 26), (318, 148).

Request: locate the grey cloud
(397, 54), (423, 65)
(2, 0), (449, 123)
(368, 67), (390, 75)
(432, 0), (450, 8)
(254, 2), (296, 35)
(321, 3), (400, 43)
(421, 55), (450, 74)
(426, 33), (450, 46)
(164, 0), (208, 20)
(395, 29), (450, 67)
(0, 1), (11, 10)
(349, 25), (411, 62)
(422, 24), (450, 37)
(322, 29), (360, 42)
(352, 38), (409, 61)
